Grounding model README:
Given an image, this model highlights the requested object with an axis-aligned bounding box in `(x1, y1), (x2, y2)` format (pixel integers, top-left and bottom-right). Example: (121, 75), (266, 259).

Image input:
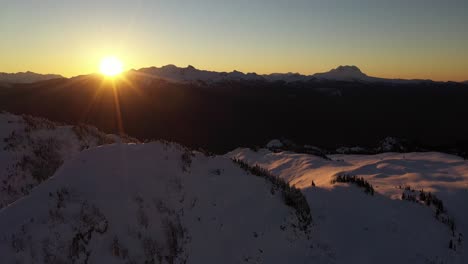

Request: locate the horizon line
(2, 64), (467, 83)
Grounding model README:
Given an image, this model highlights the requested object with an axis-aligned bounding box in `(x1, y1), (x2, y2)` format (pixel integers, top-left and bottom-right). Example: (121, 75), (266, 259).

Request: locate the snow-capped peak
(312, 65), (368, 81)
(132, 64), (433, 84)
(334, 65), (363, 73)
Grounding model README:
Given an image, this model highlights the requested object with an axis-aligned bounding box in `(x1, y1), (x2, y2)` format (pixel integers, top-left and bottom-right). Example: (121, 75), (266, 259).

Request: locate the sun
(99, 56), (124, 76)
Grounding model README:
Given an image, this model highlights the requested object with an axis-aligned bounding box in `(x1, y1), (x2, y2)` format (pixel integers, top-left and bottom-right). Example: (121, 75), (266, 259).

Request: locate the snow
(1, 113), (467, 263)
(266, 139), (283, 148)
(336, 146), (367, 154)
(0, 142), (313, 263)
(0, 113), (135, 208)
(228, 148), (468, 263)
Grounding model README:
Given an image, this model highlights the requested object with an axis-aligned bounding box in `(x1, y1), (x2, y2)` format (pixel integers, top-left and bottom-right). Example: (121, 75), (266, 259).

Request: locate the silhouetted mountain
(0, 65), (441, 84)
(0, 71), (64, 83)
(313, 65), (368, 81)
(134, 65), (433, 84)
(1, 71), (467, 155)
(137, 65), (264, 82)
(312, 66), (432, 83)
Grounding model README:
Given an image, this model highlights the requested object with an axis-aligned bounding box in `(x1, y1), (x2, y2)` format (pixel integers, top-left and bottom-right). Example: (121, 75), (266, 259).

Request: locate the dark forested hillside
(1, 73), (467, 153)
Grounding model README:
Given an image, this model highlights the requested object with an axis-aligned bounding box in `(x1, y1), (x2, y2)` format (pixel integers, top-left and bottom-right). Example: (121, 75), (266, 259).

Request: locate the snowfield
(229, 148), (468, 263)
(0, 114), (467, 263)
(0, 143), (313, 263)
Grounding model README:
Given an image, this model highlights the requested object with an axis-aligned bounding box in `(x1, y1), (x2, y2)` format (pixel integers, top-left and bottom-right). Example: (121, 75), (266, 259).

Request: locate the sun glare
(100, 56), (124, 76)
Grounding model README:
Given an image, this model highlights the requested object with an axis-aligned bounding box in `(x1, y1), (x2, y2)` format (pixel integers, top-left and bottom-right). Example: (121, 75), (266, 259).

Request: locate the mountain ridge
(134, 64), (436, 84)
(0, 71), (64, 84)
(0, 113), (466, 263)
(1, 74), (467, 154)
(2, 66), (464, 84)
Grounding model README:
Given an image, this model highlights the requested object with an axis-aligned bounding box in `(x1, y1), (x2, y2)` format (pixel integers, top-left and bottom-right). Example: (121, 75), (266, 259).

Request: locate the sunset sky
(1, 0), (467, 81)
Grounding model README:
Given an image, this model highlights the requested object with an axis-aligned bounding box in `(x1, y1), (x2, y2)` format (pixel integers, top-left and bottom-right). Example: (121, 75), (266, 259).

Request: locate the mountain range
(1, 70), (467, 154)
(132, 65), (434, 84)
(0, 65), (457, 84)
(0, 67), (467, 262)
(0, 71), (63, 84)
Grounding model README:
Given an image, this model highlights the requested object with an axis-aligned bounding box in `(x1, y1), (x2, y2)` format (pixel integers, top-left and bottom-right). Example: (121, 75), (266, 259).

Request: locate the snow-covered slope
(0, 142), (313, 263)
(0, 71), (64, 84)
(0, 113), (137, 208)
(229, 148), (468, 263)
(1, 113), (467, 263)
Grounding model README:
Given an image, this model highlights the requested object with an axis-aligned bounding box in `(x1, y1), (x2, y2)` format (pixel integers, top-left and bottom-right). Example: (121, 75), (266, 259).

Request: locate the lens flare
(99, 56), (123, 76)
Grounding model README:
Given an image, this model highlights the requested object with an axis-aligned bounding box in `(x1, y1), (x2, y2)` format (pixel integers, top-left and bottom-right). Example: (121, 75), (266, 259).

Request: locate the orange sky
(1, 1), (467, 81)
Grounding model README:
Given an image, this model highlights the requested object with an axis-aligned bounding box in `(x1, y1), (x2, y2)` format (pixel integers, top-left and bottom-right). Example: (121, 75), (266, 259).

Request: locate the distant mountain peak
(0, 71), (64, 84)
(161, 64), (178, 70)
(136, 65), (265, 82)
(333, 65), (363, 74)
(132, 64), (435, 84)
(313, 65), (368, 81)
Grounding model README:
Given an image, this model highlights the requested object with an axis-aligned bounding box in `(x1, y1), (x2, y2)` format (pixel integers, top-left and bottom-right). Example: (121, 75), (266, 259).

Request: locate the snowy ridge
(0, 71), (64, 84)
(228, 148), (468, 263)
(0, 142), (314, 263)
(0, 112), (137, 208)
(1, 114), (468, 263)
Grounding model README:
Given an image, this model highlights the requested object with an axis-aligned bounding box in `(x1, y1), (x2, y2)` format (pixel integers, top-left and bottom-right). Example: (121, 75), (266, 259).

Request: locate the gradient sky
(1, 0), (468, 81)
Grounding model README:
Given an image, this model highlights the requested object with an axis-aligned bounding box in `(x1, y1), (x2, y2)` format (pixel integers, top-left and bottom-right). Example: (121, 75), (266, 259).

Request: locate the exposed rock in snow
(377, 137), (406, 152)
(0, 112), (137, 208)
(266, 139), (283, 149)
(336, 146), (369, 154)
